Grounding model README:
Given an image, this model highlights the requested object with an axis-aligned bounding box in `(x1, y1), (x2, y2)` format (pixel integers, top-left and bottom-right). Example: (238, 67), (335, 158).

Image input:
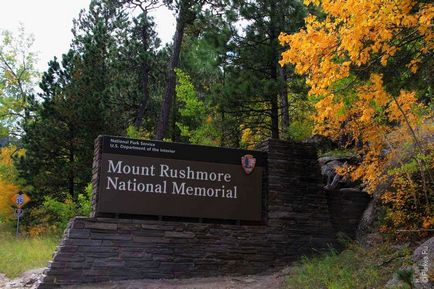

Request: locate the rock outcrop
(318, 155), (371, 239)
(0, 268), (44, 289)
(412, 237), (434, 288)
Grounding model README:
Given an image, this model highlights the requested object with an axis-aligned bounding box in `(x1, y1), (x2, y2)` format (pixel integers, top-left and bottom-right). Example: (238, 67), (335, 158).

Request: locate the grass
(285, 242), (413, 289)
(0, 225), (59, 278)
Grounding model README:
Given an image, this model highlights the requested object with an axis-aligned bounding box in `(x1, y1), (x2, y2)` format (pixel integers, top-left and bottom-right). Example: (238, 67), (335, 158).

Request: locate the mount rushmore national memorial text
(94, 136), (264, 221)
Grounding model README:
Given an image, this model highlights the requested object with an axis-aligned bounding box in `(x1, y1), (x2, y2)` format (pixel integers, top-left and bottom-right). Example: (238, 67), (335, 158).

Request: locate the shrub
(26, 183), (92, 237)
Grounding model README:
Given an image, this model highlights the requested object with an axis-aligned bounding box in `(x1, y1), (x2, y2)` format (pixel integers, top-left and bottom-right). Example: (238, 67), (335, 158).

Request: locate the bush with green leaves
(26, 183), (92, 236)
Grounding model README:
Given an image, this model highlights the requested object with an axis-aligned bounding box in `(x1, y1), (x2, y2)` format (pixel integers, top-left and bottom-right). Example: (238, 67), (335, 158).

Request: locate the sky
(0, 0), (176, 72)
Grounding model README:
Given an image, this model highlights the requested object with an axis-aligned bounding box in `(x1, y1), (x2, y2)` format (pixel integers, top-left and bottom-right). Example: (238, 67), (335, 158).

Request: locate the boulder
(318, 154), (371, 240)
(412, 237), (434, 288)
(356, 199), (379, 245)
(0, 273), (7, 287)
(318, 155), (359, 191)
(304, 134), (337, 150)
(0, 268), (44, 289)
(386, 266), (413, 289)
(326, 188), (371, 239)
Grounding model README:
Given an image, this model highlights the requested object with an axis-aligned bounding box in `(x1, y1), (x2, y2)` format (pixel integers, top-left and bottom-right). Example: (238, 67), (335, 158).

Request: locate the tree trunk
(68, 127), (75, 198)
(155, 6), (187, 140)
(279, 66), (289, 137)
(390, 93), (433, 204)
(134, 67), (149, 129)
(220, 108), (225, 147)
(134, 18), (151, 129)
(269, 1), (279, 139)
(270, 92), (279, 139)
(171, 90), (178, 141)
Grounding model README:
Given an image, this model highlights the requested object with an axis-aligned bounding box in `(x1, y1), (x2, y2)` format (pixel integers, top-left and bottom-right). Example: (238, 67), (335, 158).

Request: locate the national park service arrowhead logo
(241, 154), (256, 175)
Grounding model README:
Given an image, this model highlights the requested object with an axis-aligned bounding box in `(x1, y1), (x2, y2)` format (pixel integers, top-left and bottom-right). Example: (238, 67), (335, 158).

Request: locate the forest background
(0, 0), (432, 242)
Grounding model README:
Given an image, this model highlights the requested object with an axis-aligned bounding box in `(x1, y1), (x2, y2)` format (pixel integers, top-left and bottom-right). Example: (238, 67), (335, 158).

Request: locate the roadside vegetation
(0, 225), (58, 278)
(285, 242), (413, 289)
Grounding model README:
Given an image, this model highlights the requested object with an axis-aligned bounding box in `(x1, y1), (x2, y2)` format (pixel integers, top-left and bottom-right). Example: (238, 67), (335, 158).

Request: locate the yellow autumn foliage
(280, 0), (434, 236)
(0, 180), (19, 220)
(0, 145), (25, 221)
(280, 0), (433, 96)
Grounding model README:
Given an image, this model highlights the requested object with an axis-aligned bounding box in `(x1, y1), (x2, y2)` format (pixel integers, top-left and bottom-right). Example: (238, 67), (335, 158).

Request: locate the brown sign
(94, 136), (264, 221)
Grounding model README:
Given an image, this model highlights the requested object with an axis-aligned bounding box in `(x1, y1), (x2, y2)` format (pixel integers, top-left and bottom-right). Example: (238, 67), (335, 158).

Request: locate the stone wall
(37, 139), (361, 288)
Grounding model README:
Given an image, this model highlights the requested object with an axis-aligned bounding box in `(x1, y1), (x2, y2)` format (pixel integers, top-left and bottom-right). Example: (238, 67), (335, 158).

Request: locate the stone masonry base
(37, 139), (355, 288)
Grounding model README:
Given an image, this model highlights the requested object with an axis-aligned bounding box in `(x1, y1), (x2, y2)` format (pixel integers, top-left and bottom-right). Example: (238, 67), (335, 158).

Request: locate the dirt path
(0, 268), (290, 289)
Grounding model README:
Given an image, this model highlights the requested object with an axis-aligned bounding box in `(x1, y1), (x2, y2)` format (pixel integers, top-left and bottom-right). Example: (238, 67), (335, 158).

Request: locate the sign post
(11, 191), (30, 237)
(15, 208), (23, 236)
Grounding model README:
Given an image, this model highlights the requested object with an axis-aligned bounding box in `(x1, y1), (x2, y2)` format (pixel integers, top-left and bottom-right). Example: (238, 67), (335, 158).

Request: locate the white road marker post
(15, 208), (22, 237)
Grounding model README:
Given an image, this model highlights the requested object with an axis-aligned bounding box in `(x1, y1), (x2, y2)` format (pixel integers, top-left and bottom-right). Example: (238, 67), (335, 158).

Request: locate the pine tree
(19, 0), (133, 202)
(221, 0), (306, 144)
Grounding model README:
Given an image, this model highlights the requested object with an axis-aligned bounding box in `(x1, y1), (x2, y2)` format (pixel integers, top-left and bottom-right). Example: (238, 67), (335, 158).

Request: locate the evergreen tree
(19, 0), (133, 202)
(19, 53), (81, 203)
(155, 0), (205, 140)
(221, 0), (306, 144)
(175, 9), (233, 145)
